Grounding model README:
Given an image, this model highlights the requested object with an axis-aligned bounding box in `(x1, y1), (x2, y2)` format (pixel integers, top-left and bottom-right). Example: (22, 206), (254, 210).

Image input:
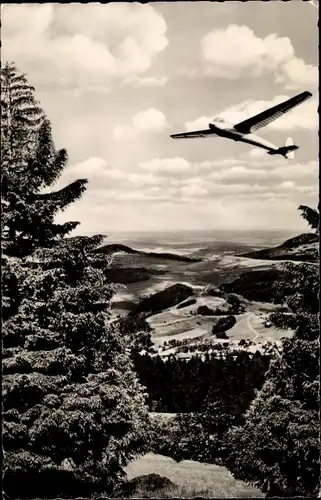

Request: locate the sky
(2, 1), (319, 234)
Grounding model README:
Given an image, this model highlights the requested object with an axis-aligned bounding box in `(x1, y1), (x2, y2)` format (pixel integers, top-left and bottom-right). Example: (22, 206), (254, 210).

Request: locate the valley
(103, 238), (305, 354)
(147, 296), (291, 358)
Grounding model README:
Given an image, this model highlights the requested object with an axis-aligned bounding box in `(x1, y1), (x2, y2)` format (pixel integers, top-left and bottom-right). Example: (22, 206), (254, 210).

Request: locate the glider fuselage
(209, 123), (279, 152)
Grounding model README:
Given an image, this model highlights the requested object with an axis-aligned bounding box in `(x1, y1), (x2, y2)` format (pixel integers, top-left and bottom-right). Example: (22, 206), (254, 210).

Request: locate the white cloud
(179, 184), (208, 198)
(244, 148), (267, 159)
(113, 108), (169, 140)
(272, 160), (318, 182)
(52, 153), (318, 233)
(204, 160), (317, 188)
(121, 75), (169, 88)
(2, 4), (168, 89)
(208, 166), (267, 183)
(133, 108), (169, 131)
(200, 24), (317, 89)
(54, 157), (127, 189)
(128, 172), (160, 186)
(112, 126), (132, 140)
(276, 181), (316, 194)
(197, 158), (248, 170)
(68, 157), (107, 175)
(278, 58), (318, 89)
(113, 108), (169, 139)
(185, 116), (212, 131)
(103, 168), (127, 180)
(202, 26), (291, 76)
(139, 157), (190, 175)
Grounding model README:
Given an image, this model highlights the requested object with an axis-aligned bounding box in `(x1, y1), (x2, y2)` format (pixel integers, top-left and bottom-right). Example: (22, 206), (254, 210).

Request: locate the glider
(170, 91), (312, 159)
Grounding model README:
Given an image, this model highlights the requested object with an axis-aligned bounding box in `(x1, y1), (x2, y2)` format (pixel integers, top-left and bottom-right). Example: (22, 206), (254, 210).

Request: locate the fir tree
(3, 237), (150, 498)
(1, 63), (87, 257)
(1, 61), (44, 165)
(298, 204), (319, 233)
(224, 261), (320, 496)
(2, 63), (150, 498)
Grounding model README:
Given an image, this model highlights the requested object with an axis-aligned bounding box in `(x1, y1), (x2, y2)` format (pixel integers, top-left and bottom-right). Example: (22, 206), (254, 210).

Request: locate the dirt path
(246, 314), (260, 340)
(225, 312), (259, 341)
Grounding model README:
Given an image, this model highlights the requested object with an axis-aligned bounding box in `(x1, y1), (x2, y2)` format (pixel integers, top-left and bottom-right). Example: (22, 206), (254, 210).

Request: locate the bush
(197, 305), (215, 316)
(177, 298), (197, 309)
(212, 316), (236, 336)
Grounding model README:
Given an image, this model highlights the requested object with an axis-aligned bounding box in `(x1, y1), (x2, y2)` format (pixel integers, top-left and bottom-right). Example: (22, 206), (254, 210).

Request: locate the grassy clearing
(149, 295), (292, 347)
(125, 453), (264, 498)
(250, 314), (293, 342)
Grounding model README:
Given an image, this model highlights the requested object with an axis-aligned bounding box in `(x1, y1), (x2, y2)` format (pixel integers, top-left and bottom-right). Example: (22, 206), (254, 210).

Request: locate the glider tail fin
(268, 137), (298, 159)
(284, 137), (297, 159)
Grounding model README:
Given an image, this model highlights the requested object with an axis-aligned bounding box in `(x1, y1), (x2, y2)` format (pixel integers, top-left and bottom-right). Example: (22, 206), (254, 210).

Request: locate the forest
(132, 350), (270, 413)
(1, 62), (320, 498)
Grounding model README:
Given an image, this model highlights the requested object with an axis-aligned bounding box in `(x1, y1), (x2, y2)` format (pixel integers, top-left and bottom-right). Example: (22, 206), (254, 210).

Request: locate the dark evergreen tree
(1, 61), (44, 164)
(1, 62), (87, 257)
(3, 238), (150, 498)
(298, 204), (319, 233)
(224, 262), (320, 497)
(2, 63), (150, 498)
(118, 313), (153, 353)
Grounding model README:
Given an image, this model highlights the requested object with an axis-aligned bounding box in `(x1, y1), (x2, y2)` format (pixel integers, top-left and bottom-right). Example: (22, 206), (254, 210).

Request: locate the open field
(110, 251), (284, 316)
(147, 292), (292, 348)
(125, 453), (264, 498)
(249, 314), (291, 341)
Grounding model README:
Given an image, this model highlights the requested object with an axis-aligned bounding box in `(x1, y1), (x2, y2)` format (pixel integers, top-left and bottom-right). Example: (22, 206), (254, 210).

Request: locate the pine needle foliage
(224, 262), (320, 497)
(2, 63), (150, 498)
(1, 62), (87, 256)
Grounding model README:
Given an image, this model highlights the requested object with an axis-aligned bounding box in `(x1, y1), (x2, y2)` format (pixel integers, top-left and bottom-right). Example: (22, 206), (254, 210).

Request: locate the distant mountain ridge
(240, 232), (319, 262)
(189, 242), (262, 259)
(94, 243), (202, 263)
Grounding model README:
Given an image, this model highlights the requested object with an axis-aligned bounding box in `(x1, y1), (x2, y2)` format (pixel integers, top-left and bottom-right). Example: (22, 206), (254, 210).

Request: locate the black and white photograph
(1, 1), (319, 498)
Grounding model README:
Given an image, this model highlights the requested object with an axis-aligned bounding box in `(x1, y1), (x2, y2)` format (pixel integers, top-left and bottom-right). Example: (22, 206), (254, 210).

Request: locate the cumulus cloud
(185, 116), (212, 131)
(128, 172), (160, 186)
(44, 149), (319, 219)
(208, 166), (266, 183)
(57, 157), (108, 184)
(179, 184), (208, 198)
(205, 159), (318, 189)
(196, 158), (248, 170)
(244, 148), (267, 159)
(200, 25), (317, 89)
(278, 58), (318, 89)
(133, 108), (169, 131)
(139, 157), (190, 175)
(2, 4), (168, 89)
(133, 155), (318, 204)
(121, 75), (169, 88)
(113, 108), (169, 139)
(52, 152), (318, 233)
(53, 157), (128, 191)
(202, 26), (293, 76)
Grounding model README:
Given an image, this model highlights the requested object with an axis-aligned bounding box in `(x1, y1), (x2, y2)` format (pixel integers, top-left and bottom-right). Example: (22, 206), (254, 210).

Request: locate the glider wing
(170, 129), (217, 139)
(234, 91), (313, 134)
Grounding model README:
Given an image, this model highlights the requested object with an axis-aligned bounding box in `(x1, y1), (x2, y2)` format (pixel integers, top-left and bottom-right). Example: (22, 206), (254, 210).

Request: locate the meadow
(147, 293), (292, 348)
(125, 453), (264, 498)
